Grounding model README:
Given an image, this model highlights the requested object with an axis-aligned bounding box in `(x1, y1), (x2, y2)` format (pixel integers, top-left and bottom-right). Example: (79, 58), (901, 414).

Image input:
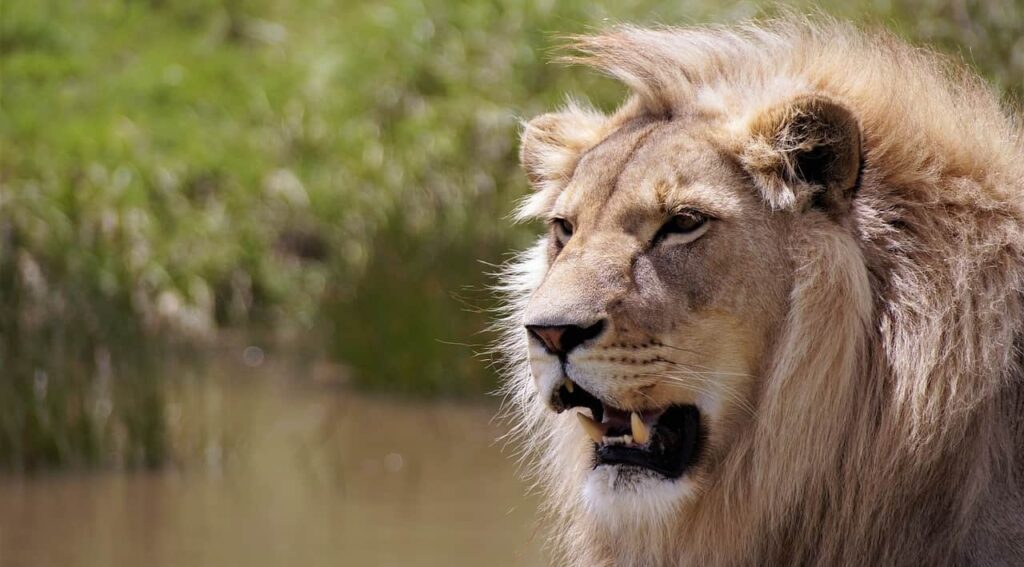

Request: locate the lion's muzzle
(554, 376), (704, 479)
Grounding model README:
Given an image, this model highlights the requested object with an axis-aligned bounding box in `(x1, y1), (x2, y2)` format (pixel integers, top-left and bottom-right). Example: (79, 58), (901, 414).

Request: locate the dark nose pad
(526, 320), (606, 356)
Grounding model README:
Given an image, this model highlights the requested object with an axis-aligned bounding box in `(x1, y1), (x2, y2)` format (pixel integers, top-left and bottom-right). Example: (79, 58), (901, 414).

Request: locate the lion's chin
(551, 377), (709, 524)
(582, 464), (699, 527)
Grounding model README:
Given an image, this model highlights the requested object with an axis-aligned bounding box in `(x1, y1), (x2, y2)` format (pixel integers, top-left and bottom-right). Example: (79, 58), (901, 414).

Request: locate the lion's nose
(526, 320), (606, 356)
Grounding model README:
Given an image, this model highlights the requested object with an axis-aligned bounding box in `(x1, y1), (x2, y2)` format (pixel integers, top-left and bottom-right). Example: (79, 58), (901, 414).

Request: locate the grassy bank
(1, 0), (1020, 467)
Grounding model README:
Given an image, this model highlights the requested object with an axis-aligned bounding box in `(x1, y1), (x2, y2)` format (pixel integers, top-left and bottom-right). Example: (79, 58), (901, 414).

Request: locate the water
(0, 345), (543, 566)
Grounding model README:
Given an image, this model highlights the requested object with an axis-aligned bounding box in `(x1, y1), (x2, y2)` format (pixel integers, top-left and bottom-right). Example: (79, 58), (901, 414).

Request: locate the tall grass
(1, 0), (1020, 467)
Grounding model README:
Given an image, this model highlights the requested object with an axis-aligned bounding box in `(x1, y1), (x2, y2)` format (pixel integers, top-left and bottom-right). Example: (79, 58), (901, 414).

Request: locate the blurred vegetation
(0, 0), (1020, 468)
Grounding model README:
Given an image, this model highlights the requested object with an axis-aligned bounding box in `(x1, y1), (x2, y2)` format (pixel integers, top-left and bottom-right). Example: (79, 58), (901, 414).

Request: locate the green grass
(0, 0), (1020, 467)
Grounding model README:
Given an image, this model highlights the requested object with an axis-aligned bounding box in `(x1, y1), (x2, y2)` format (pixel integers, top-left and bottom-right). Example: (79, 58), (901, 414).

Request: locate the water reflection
(0, 347), (542, 566)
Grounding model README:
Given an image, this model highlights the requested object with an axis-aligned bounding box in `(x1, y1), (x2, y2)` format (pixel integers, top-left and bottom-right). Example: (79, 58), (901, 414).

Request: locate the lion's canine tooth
(563, 378), (574, 393)
(576, 413), (603, 443)
(631, 412), (650, 444)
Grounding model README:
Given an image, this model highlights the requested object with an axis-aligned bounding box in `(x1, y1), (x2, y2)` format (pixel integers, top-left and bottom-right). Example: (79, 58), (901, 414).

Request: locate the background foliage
(1, 0), (1021, 468)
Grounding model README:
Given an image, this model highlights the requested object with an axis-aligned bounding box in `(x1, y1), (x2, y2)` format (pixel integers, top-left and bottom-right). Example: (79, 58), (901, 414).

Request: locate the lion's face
(523, 117), (791, 509)
(518, 96), (861, 520)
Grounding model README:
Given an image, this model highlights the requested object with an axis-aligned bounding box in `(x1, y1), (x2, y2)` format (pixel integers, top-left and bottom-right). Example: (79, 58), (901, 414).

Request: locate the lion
(495, 17), (1024, 566)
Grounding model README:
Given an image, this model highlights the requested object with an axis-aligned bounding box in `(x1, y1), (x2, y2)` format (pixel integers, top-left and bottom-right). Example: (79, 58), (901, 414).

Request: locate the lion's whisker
(627, 370), (757, 416)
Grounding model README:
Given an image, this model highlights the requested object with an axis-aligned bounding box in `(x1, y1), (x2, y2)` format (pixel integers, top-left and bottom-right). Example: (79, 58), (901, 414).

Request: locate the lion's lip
(553, 378), (704, 479)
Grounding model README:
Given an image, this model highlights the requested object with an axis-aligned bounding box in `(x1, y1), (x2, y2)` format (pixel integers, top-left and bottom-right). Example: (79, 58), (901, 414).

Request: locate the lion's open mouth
(554, 379), (704, 479)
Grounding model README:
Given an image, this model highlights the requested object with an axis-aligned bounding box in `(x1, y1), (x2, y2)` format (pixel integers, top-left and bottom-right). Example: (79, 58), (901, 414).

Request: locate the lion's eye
(551, 217), (574, 246)
(656, 210), (711, 245)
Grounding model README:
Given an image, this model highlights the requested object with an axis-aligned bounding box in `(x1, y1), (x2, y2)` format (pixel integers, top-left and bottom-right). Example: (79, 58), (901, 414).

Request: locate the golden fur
(496, 17), (1024, 566)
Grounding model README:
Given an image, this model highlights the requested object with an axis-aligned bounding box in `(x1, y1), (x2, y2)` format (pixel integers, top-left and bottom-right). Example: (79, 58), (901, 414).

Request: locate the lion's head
(498, 18), (1024, 566)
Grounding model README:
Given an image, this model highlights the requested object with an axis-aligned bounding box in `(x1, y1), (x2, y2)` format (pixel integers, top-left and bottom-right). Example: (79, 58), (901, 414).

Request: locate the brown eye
(666, 211), (706, 233)
(552, 217), (574, 246)
(656, 210), (711, 245)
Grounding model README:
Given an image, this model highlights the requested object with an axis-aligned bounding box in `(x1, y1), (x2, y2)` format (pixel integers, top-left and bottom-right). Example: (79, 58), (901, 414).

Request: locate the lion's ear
(742, 95), (862, 214)
(519, 105), (607, 191)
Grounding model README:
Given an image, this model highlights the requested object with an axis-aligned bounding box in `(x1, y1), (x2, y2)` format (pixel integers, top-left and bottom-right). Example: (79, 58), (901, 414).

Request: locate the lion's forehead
(557, 120), (661, 219)
(560, 119), (755, 230)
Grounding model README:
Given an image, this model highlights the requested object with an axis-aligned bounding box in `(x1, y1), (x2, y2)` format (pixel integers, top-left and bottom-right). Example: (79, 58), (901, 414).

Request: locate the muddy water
(0, 349), (544, 567)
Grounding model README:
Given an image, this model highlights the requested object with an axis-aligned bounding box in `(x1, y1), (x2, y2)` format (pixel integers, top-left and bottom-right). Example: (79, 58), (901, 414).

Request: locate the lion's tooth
(576, 413), (603, 443)
(563, 378), (574, 393)
(631, 412), (650, 444)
